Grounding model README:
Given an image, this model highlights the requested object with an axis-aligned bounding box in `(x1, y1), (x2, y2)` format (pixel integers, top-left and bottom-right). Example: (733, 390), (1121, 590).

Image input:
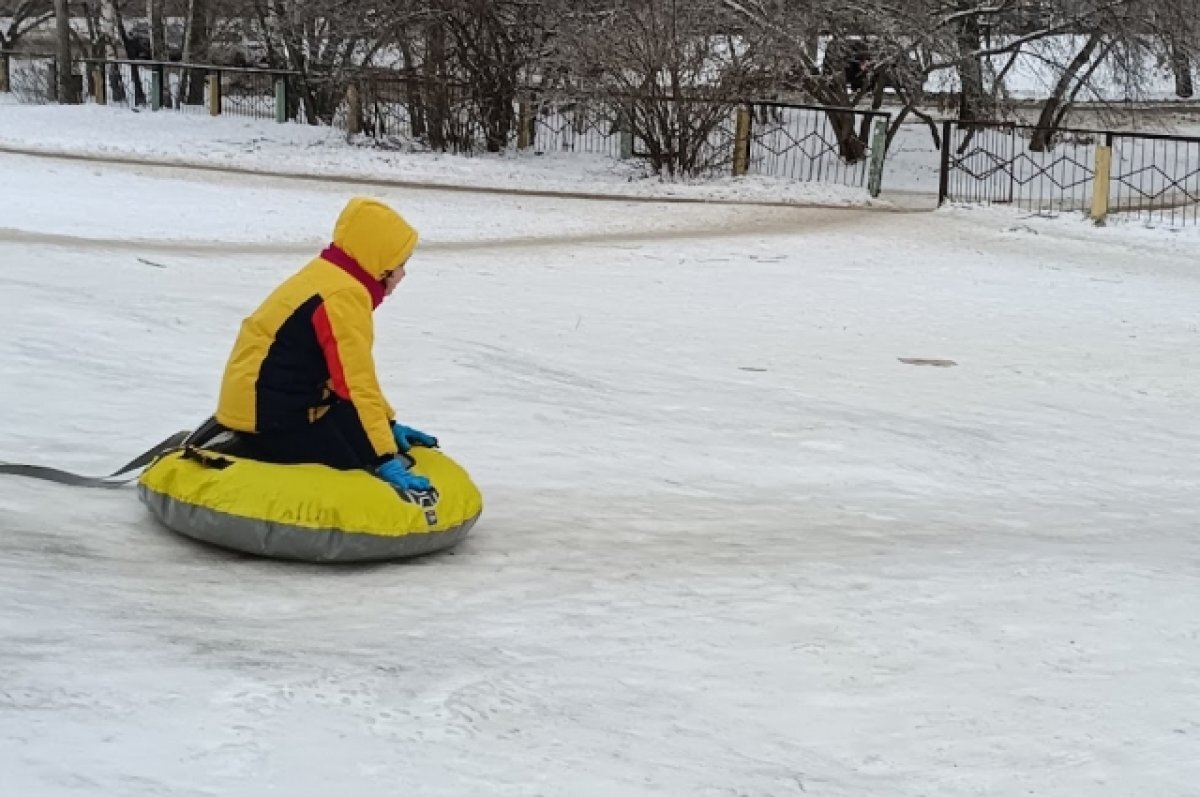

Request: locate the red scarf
(320, 245), (384, 309)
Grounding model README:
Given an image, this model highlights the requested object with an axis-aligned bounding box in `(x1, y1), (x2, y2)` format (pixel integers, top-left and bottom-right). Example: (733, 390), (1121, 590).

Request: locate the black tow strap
(0, 430), (192, 489)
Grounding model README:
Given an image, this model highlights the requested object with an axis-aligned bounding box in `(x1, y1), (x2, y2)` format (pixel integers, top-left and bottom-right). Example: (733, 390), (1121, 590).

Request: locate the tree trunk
(147, 0), (168, 107)
(101, 1), (147, 106)
(148, 0), (165, 59)
(424, 23), (449, 151)
(398, 38), (426, 139)
(783, 69), (865, 162)
(1171, 44), (1194, 99)
(955, 3), (986, 125)
(53, 0), (78, 103)
(482, 82), (513, 152)
(1029, 34), (1104, 151)
(181, 0), (209, 105)
(800, 67), (866, 161)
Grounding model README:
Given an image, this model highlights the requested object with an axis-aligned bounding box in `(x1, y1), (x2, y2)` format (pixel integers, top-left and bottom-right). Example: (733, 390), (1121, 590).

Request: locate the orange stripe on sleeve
(312, 303), (351, 400)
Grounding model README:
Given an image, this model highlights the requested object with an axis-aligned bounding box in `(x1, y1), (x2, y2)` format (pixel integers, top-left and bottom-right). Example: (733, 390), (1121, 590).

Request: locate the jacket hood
(331, 197), (420, 279)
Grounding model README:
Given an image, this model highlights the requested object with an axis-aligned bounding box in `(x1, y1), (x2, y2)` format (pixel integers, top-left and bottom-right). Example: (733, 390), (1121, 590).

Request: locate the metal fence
(527, 96), (627, 160)
(2, 52), (889, 191)
(3, 53), (298, 120)
(939, 122), (1100, 211)
(1109, 131), (1200, 226)
(749, 103), (889, 187)
(939, 120), (1200, 225)
(522, 95), (888, 186)
(3, 52), (54, 102)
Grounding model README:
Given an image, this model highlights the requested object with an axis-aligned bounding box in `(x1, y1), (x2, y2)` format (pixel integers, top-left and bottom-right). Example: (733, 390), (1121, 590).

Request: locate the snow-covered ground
(0, 100), (887, 207)
(2, 139), (1200, 796)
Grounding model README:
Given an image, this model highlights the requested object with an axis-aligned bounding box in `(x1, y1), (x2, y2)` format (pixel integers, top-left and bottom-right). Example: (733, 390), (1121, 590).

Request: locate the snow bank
(0, 103), (883, 207)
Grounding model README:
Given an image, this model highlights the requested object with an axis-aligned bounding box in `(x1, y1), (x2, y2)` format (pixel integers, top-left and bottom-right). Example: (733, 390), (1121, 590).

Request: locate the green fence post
(867, 116), (888, 197)
(275, 77), (287, 123)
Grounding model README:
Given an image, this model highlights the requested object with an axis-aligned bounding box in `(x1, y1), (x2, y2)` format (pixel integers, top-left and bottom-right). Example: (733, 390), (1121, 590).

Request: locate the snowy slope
(1, 153), (1199, 796)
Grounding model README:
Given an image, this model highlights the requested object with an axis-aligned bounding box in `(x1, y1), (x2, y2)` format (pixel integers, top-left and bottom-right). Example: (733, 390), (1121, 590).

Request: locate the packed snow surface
(1, 150), (1198, 796)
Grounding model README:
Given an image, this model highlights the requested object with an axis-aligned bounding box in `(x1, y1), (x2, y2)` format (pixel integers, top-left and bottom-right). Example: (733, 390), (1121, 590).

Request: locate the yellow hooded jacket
(216, 198), (419, 463)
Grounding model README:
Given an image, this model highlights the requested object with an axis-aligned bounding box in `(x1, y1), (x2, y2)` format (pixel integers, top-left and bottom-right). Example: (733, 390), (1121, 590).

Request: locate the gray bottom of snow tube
(139, 484), (478, 563)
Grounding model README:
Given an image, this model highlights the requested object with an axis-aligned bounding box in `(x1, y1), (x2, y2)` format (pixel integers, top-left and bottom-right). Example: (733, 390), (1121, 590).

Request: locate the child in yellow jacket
(215, 196), (435, 492)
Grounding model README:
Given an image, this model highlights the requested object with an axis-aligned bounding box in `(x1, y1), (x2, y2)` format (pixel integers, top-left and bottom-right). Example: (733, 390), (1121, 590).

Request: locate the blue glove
(376, 457), (431, 492)
(392, 422), (438, 452)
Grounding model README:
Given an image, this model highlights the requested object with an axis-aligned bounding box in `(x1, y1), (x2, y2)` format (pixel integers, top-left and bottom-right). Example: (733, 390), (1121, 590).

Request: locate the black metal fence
(939, 120), (1200, 225)
(527, 95), (627, 160)
(2, 51), (889, 190)
(522, 95), (888, 186)
(7, 50), (1200, 216)
(749, 103), (889, 187)
(1109, 131), (1200, 226)
(939, 122), (1099, 211)
(2, 52), (297, 119)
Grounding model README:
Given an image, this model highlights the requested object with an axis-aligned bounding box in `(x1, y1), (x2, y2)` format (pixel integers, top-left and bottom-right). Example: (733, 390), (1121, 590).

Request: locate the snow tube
(137, 446), (482, 563)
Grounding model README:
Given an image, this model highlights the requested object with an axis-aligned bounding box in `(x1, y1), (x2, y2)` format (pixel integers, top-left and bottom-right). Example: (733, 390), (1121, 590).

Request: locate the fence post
(867, 116), (888, 197)
(937, 120), (954, 206)
(275, 77), (287, 123)
(0, 51), (10, 93)
(207, 71), (221, 116)
(345, 81), (362, 135)
(1090, 135), (1113, 225)
(47, 61), (57, 102)
(732, 104), (752, 177)
(92, 64), (106, 105)
(151, 66), (163, 111)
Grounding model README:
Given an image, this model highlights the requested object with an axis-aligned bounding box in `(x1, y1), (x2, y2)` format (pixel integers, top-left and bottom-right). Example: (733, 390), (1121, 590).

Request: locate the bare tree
(53, 0), (78, 102)
(436, 0), (549, 151)
(180, 0), (210, 104)
(1, 0), (53, 50)
(245, 0), (407, 123)
(1146, 0), (1198, 98)
(715, 0), (906, 160)
(95, 0), (149, 105)
(549, 0), (767, 175)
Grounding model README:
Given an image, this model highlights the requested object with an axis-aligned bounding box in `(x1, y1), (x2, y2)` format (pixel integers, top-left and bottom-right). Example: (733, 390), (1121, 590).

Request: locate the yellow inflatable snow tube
(138, 447), (482, 563)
